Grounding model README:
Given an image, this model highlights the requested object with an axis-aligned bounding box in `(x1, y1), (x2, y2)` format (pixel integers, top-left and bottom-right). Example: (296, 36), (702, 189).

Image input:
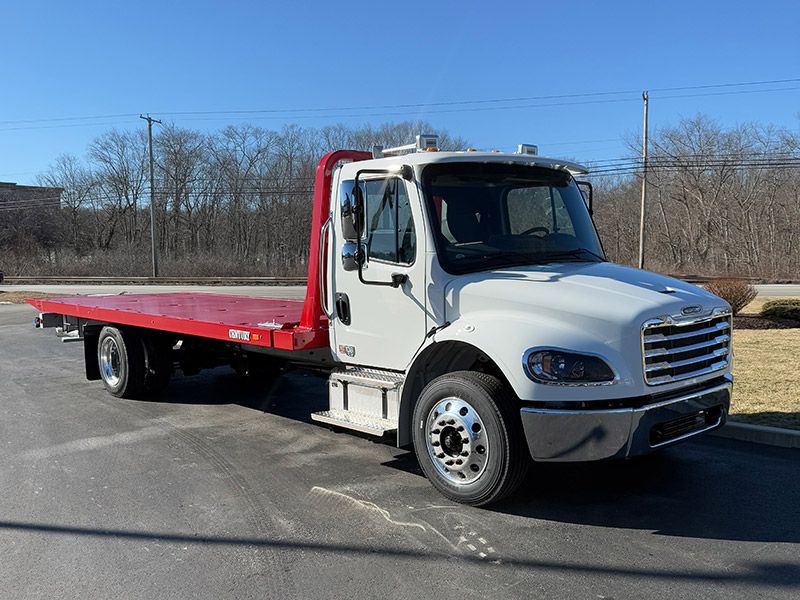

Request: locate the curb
(710, 421), (800, 449)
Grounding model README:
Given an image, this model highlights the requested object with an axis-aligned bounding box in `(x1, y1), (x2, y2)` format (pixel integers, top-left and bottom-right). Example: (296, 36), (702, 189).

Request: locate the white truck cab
(314, 135), (732, 505)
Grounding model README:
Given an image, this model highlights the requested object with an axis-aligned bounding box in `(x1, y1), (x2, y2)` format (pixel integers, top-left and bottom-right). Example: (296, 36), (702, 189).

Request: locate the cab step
(333, 366), (404, 390)
(311, 409), (397, 436)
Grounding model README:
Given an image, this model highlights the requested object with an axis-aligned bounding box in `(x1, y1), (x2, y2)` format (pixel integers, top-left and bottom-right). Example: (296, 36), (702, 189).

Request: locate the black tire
(412, 371), (529, 506)
(97, 326), (147, 399)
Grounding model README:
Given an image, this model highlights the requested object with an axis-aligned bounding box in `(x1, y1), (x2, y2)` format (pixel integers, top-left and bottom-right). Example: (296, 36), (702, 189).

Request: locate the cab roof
(342, 150), (589, 176)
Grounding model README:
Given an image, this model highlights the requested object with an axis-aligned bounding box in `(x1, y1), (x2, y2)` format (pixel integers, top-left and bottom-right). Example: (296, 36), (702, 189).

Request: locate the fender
(397, 309), (641, 447)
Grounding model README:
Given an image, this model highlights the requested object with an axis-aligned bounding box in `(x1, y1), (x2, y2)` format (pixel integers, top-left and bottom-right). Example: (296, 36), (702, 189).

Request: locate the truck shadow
(154, 367), (329, 421)
(146, 370), (800, 546)
(490, 439), (800, 544)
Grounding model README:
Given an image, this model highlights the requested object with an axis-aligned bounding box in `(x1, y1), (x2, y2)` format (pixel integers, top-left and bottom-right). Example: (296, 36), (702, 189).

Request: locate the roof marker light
(515, 144), (538, 156)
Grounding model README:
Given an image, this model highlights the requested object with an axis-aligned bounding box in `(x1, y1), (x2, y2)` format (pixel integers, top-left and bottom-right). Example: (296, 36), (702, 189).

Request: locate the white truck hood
(444, 261), (722, 327)
(440, 261), (728, 400)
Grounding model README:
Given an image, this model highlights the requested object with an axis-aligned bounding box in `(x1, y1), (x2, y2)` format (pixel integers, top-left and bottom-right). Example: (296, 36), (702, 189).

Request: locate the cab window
(363, 178), (416, 264)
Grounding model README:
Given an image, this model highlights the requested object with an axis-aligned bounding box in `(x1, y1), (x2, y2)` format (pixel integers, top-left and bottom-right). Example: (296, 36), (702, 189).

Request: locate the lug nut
(456, 459), (463, 465)
(437, 452), (445, 458)
(457, 425), (464, 431)
(432, 428), (440, 434)
(447, 419), (455, 425)
(445, 460), (454, 466)
(438, 420), (445, 426)
(432, 441), (440, 446)
(460, 451), (469, 457)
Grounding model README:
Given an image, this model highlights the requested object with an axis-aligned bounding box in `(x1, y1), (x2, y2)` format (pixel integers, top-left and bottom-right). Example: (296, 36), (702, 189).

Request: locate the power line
(2, 76), (798, 128)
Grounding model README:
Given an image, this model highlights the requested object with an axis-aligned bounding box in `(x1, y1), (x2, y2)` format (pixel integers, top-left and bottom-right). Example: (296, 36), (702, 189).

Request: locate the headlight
(524, 349), (616, 385)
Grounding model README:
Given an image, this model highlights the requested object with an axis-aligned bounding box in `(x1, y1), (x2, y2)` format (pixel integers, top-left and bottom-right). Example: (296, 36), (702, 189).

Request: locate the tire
(412, 371), (529, 506)
(97, 326), (147, 399)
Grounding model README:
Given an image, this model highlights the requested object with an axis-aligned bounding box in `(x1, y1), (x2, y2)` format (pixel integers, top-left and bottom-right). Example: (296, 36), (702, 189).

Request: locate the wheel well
(397, 341), (513, 447)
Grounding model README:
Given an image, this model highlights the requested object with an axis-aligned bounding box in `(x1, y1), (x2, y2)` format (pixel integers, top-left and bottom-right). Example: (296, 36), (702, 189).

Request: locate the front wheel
(412, 371), (529, 506)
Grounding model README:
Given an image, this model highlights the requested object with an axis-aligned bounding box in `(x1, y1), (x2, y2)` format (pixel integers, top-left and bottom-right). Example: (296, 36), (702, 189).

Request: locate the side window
(506, 187), (575, 235)
(363, 178), (416, 264)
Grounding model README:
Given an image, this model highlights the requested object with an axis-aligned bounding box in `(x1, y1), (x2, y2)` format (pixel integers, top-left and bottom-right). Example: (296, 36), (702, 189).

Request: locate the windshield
(421, 162), (605, 275)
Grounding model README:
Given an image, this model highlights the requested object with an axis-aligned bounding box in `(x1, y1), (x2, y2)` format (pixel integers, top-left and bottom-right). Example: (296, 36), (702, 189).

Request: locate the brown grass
(741, 296), (799, 314)
(730, 329), (800, 430)
(0, 291), (73, 304)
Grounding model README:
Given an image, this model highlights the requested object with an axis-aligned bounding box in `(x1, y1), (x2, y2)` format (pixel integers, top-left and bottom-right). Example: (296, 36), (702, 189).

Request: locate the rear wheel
(412, 371), (529, 506)
(97, 326), (147, 399)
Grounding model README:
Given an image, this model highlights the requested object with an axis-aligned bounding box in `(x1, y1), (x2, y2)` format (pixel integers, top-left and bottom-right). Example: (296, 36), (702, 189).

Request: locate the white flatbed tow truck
(29, 135), (733, 505)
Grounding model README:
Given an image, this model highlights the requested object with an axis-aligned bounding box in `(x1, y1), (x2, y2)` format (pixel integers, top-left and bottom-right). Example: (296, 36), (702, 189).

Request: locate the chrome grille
(642, 310), (732, 385)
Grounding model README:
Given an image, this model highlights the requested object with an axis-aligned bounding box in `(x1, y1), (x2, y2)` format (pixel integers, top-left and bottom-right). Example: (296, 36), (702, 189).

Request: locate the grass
(741, 296), (798, 314)
(0, 291), (72, 304)
(730, 329), (800, 430)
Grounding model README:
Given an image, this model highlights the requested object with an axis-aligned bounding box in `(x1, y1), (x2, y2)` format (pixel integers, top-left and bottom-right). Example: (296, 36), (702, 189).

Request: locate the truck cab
(314, 135), (732, 504)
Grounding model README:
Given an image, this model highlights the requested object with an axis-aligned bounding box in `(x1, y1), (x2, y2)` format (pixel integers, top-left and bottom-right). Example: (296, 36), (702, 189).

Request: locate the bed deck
(26, 292), (329, 351)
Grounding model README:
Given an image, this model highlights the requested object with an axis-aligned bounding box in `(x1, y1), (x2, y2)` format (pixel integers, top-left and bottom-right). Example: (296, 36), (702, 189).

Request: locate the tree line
(1, 115), (798, 279)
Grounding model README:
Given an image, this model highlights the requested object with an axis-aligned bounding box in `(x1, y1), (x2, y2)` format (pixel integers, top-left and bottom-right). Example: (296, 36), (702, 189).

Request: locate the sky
(1, 0), (798, 184)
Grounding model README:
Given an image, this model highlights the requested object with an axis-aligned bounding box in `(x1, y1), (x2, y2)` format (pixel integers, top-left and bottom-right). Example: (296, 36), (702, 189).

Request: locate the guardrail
(1, 276), (308, 286)
(1, 274), (794, 286)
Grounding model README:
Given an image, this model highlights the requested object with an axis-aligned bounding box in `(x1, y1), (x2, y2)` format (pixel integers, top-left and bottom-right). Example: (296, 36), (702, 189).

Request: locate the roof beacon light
(516, 143), (539, 156)
(379, 134), (440, 157)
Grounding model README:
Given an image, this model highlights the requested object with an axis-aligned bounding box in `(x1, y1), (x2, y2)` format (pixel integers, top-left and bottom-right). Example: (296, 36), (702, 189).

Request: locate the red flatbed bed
(25, 149), (374, 355)
(27, 293), (329, 351)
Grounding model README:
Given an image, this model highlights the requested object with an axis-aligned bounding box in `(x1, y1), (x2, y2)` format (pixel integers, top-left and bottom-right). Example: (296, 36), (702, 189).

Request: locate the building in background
(0, 181), (62, 210)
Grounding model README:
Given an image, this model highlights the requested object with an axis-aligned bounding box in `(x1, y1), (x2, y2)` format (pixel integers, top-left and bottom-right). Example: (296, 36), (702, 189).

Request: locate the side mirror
(340, 189), (357, 240)
(341, 241), (364, 271)
(577, 181), (593, 215)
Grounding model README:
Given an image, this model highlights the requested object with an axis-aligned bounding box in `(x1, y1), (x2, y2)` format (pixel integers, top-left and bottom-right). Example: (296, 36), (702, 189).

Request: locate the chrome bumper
(520, 378), (731, 462)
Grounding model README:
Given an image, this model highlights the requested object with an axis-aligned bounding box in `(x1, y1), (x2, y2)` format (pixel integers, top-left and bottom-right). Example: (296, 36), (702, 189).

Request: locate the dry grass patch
(0, 291), (73, 304)
(741, 296), (799, 314)
(730, 329), (800, 430)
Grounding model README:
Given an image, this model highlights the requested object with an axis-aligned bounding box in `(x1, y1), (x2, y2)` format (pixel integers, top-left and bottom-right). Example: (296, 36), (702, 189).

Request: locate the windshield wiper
(538, 248), (606, 263)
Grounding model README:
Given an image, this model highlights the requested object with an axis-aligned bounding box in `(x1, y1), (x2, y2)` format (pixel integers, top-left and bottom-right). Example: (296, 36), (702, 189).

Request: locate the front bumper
(520, 377), (731, 461)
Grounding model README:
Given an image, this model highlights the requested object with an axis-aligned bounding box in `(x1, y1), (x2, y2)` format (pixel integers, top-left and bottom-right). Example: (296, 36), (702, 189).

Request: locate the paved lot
(0, 303), (798, 599)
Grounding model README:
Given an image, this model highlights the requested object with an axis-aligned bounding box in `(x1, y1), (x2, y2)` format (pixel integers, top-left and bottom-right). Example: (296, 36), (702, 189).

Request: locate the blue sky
(1, 0), (798, 184)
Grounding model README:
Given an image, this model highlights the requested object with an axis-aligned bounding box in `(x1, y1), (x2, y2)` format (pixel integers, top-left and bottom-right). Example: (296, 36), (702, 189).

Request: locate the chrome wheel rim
(425, 397), (489, 485)
(99, 336), (121, 387)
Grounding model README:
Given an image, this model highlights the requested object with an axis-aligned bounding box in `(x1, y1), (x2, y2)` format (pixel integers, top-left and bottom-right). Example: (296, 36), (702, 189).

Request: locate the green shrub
(704, 278), (757, 315)
(761, 299), (800, 321)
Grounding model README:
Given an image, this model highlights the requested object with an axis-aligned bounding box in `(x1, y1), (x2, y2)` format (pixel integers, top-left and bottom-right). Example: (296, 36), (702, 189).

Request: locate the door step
(332, 367), (404, 390)
(311, 409), (397, 436)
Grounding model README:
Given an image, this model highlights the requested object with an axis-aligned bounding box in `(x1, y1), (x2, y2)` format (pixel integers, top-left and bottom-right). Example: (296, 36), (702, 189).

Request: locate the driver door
(329, 175), (428, 371)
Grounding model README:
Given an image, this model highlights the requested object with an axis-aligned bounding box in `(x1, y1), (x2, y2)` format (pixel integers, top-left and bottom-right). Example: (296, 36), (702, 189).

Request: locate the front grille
(650, 405), (723, 446)
(642, 311), (732, 385)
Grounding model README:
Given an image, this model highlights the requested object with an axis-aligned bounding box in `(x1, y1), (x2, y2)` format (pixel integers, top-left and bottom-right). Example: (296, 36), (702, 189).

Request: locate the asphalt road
(0, 304), (798, 599)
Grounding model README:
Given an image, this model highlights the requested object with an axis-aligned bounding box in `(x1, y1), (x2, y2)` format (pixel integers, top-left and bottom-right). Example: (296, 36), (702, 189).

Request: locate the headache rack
(641, 309), (732, 385)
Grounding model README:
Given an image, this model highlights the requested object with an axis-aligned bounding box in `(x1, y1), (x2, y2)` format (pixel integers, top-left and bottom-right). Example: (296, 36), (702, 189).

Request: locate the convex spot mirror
(341, 241), (365, 272)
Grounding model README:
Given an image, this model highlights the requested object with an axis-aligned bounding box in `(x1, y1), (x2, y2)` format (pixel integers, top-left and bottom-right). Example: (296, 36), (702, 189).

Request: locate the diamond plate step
(332, 367), (405, 390)
(311, 409), (397, 436)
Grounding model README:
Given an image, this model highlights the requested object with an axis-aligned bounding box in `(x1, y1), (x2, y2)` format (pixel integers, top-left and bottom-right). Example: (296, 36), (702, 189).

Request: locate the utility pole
(637, 91), (649, 270)
(140, 114), (162, 277)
